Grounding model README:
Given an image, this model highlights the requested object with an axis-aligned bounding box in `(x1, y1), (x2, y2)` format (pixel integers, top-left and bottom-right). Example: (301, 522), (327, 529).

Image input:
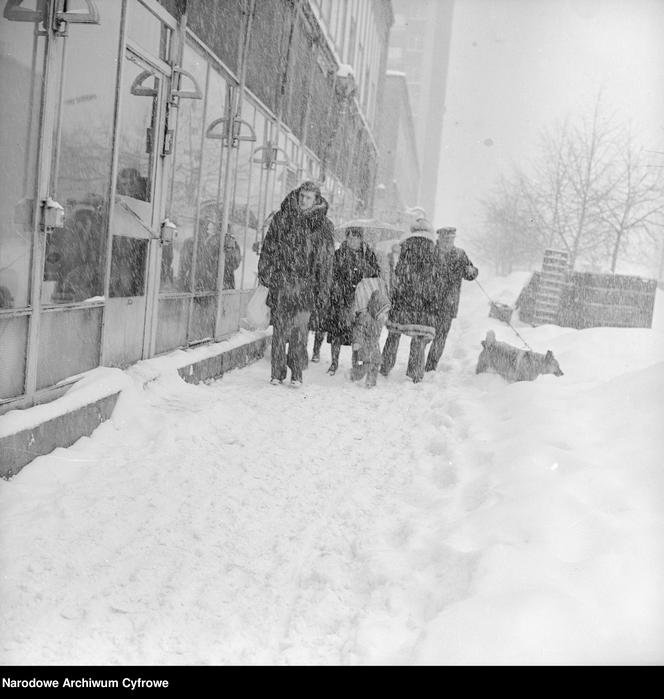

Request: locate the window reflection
(0, 12), (46, 309)
(230, 98), (262, 290)
(189, 65), (228, 292)
(110, 51), (158, 299)
(127, 0), (172, 61)
(45, 198), (105, 303)
(117, 55), (158, 210)
(117, 167), (149, 200)
(109, 237), (147, 297)
(161, 44), (207, 293)
(42, 0), (122, 305)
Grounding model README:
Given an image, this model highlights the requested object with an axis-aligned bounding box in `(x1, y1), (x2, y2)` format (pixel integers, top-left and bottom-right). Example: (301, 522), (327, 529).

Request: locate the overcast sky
(435, 0), (664, 237)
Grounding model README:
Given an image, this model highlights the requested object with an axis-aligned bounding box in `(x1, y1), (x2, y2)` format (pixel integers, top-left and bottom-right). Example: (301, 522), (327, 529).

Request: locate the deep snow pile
(1, 273), (662, 665)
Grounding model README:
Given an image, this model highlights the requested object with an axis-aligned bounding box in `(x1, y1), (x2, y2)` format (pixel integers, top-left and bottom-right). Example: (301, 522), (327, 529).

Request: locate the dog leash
(474, 279), (533, 351)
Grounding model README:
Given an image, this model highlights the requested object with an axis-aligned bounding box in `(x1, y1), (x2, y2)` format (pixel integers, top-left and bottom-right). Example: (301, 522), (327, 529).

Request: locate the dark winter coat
(257, 185), (335, 315)
(324, 240), (381, 345)
(435, 244), (478, 319)
(388, 235), (442, 328)
(309, 223), (335, 331)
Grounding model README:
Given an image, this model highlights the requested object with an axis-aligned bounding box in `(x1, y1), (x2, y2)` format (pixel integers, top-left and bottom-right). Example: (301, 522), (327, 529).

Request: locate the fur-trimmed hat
(402, 217), (437, 243)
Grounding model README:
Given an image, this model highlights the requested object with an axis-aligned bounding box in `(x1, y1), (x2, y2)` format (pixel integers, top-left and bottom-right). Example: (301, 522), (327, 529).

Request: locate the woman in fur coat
(380, 218), (441, 383)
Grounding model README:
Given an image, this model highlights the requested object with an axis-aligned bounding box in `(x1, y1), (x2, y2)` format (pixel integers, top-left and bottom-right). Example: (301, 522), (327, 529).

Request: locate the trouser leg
(271, 313), (290, 381)
(425, 316), (453, 372)
(365, 363), (379, 387)
(380, 332), (401, 375)
(328, 340), (341, 372)
(312, 330), (325, 359)
(350, 350), (367, 381)
(407, 337), (428, 382)
(287, 310), (310, 382)
(301, 335), (309, 370)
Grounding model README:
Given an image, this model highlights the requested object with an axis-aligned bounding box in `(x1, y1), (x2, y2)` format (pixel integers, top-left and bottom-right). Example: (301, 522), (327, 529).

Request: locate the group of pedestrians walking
(257, 181), (478, 388)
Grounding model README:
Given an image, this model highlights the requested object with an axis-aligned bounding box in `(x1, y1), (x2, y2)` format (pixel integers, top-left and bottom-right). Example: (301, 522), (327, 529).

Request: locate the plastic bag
(352, 277), (389, 315)
(245, 285), (270, 330)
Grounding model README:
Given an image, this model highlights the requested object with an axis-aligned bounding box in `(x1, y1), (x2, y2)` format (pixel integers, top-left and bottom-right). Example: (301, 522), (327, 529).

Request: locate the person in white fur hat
(380, 218), (442, 383)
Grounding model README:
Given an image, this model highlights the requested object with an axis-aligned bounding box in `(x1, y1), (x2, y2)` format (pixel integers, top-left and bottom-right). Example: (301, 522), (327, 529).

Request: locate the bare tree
(474, 176), (545, 275)
(477, 95), (664, 275)
(599, 131), (664, 272)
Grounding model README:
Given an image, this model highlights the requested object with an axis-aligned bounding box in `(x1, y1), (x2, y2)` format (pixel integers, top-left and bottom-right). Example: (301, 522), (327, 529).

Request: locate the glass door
(103, 48), (168, 367)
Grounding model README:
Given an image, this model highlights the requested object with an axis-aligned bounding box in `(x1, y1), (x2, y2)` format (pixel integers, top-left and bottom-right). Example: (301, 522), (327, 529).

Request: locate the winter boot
(312, 331), (324, 362)
(328, 341), (340, 375)
(365, 365), (378, 388)
(350, 350), (365, 381)
(351, 363), (367, 381)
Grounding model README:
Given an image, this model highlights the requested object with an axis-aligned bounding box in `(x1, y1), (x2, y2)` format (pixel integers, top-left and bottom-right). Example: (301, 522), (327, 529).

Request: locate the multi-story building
(387, 0), (454, 219)
(0, 0), (393, 414)
(373, 71), (420, 226)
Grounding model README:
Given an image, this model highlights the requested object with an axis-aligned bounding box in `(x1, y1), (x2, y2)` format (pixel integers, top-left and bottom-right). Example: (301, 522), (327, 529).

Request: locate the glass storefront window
(230, 98), (264, 291)
(0, 10), (46, 309)
(127, 0), (172, 62)
(180, 64), (228, 295)
(109, 237), (147, 297)
(36, 306), (102, 390)
(162, 43), (207, 293)
(0, 315), (28, 399)
(44, 0), (122, 305)
(110, 50), (160, 299)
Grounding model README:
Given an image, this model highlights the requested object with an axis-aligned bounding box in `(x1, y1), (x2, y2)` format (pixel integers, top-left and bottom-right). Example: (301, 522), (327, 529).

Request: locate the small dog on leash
(476, 330), (563, 382)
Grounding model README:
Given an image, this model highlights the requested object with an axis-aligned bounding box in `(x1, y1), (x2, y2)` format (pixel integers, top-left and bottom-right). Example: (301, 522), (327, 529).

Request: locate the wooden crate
(517, 270), (657, 329)
(561, 273), (657, 329)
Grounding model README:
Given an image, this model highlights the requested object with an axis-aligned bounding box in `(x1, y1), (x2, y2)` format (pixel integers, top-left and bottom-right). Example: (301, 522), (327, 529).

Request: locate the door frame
(100, 1), (177, 367)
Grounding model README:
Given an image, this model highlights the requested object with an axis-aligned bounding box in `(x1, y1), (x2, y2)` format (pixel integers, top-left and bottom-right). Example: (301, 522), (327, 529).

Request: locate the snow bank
(0, 275), (662, 665)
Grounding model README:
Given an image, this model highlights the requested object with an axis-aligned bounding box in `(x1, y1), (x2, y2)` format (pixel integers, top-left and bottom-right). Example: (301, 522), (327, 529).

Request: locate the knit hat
(437, 226), (457, 238)
(401, 217), (437, 243)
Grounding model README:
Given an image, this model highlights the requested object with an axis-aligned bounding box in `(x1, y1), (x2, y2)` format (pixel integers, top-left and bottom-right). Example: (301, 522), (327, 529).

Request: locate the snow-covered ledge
(0, 328), (272, 477)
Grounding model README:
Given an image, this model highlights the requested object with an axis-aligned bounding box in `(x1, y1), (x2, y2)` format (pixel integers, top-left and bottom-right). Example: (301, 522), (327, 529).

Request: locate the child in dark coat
(350, 282), (391, 388)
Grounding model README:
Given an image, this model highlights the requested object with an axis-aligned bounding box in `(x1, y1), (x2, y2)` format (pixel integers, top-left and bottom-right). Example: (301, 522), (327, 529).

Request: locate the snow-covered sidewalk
(1, 274), (663, 665)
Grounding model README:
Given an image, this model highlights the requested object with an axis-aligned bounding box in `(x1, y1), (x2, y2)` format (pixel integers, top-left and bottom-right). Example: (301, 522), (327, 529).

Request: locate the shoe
(311, 352), (320, 363)
(379, 367), (389, 377)
(350, 364), (367, 381)
(290, 379), (302, 388)
(269, 378), (283, 385)
(327, 362), (338, 375)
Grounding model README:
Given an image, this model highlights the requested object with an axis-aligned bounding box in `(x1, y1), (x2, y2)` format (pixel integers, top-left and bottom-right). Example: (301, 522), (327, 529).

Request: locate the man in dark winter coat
(309, 220), (335, 363)
(258, 181), (335, 387)
(380, 218), (441, 383)
(425, 226), (479, 372)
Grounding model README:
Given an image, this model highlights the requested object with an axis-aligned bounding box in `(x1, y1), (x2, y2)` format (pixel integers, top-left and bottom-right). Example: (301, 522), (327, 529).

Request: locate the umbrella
(334, 219), (405, 245)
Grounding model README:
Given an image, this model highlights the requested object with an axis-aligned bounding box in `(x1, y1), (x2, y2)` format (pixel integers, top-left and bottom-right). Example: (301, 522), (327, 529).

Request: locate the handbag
(245, 285), (271, 330)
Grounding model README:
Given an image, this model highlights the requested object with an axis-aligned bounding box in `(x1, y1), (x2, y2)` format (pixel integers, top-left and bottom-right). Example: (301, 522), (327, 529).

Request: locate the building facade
(373, 72), (420, 227)
(387, 0), (454, 219)
(0, 0), (393, 414)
